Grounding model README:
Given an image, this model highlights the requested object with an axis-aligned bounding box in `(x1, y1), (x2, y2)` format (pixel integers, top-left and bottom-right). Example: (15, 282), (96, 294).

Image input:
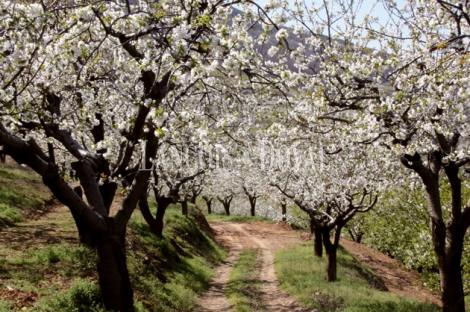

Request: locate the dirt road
(194, 221), (309, 312)
(195, 221), (441, 311)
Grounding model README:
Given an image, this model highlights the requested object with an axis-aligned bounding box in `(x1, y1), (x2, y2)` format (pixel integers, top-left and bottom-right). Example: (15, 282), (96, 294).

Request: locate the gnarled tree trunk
(182, 200), (188, 216)
(249, 196), (256, 217)
(95, 224), (134, 312)
(218, 195), (233, 216)
(322, 228), (337, 282)
(139, 190), (172, 239)
(223, 203), (230, 216)
(322, 223), (344, 282)
(202, 196), (213, 214)
(311, 220), (322, 258)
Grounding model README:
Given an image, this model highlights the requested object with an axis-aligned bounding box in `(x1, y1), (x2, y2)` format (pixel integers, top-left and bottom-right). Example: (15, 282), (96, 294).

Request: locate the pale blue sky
(248, 0), (408, 48)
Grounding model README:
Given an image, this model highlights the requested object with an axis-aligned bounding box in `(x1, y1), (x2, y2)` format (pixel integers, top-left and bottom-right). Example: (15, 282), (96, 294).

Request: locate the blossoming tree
(0, 1), (266, 310)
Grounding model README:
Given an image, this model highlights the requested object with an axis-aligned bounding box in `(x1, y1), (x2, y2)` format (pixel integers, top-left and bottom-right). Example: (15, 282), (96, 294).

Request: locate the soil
(0, 288), (40, 309)
(0, 204), (77, 252)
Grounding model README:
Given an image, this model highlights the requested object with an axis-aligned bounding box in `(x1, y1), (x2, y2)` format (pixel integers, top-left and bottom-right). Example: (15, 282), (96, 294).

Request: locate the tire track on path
(230, 223), (310, 312)
(195, 221), (308, 312)
(194, 223), (243, 312)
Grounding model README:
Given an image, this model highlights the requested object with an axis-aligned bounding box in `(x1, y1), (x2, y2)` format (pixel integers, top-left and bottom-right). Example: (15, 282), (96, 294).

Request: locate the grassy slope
(0, 164), (226, 311)
(274, 241), (441, 312)
(0, 163), (51, 227)
(128, 203), (226, 311)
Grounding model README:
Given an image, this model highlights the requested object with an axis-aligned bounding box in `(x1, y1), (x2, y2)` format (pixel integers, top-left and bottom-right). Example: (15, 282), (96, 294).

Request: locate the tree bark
(419, 161), (466, 312)
(434, 221), (466, 312)
(218, 196), (232, 216)
(223, 203), (230, 216)
(322, 222), (345, 282)
(182, 200), (188, 216)
(313, 221), (323, 258)
(154, 199), (170, 238)
(95, 224), (134, 312)
(138, 190), (172, 239)
(138, 192), (159, 235)
(249, 197), (256, 217)
(281, 201), (286, 221)
(71, 186), (95, 247)
(202, 196), (212, 214)
(439, 243), (465, 312)
(322, 228), (337, 282)
(326, 244), (337, 282)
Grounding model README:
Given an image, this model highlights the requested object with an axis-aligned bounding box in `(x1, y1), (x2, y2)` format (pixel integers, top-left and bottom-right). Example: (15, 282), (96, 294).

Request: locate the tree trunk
(322, 228), (338, 282)
(139, 191), (171, 239)
(249, 197), (256, 217)
(326, 244), (337, 282)
(440, 259), (465, 312)
(154, 199), (172, 238)
(0, 152), (5, 164)
(223, 203), (230, 216)
(356, 232), (363, 244)
(182, 200), (188, 216)
(95, 225), (134, 312)
(190, 195), (197, 204)
(71, 186), (95, 247)
(313, 221), (323, 258)
(138, 192), (159, 236)
(436, 225), (465, 312)
(281, 201), (286, 221)
(419, 163), (466, 312)
(218, 196), (233, 216)
(203, 196), (212, 214)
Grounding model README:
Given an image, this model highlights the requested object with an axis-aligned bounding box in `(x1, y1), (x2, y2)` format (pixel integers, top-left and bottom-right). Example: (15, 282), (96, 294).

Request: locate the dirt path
(196, 221), (441, 311)
(193, 224), (243, 311)
(195, 221), (309, 312)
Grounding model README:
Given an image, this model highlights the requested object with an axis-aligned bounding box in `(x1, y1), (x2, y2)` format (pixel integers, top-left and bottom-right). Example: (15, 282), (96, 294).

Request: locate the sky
(247, 0), (409, 48)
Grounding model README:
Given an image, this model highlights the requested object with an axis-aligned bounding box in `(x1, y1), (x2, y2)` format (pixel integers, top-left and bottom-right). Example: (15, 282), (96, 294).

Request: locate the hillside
(0, 163), (226, 311)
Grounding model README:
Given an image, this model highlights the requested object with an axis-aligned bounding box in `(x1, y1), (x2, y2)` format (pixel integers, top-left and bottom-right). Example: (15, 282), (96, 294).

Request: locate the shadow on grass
(337, 245), (388, 291)
(355, 300), (441, 312)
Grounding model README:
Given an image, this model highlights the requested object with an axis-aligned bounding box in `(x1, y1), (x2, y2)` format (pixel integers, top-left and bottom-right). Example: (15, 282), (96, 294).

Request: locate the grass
(205, 213), (276, 224)
(227, 249), (263, 312)
(127, 202), (227, 311)
(0, 195), (226, 311)
(274, 242), (441, 312)
(0, 163), (51, 227)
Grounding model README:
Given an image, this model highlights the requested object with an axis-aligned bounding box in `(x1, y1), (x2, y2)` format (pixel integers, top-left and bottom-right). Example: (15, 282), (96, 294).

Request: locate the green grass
(205, 213), (276, 224)
(0, 242), (99, 311)
(126, 201), (227, 311)
(0, 163), (51, 227)
(34, 278), (104, 312)
(274, 242), (441, 312)
(227, 249), (263, 312)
